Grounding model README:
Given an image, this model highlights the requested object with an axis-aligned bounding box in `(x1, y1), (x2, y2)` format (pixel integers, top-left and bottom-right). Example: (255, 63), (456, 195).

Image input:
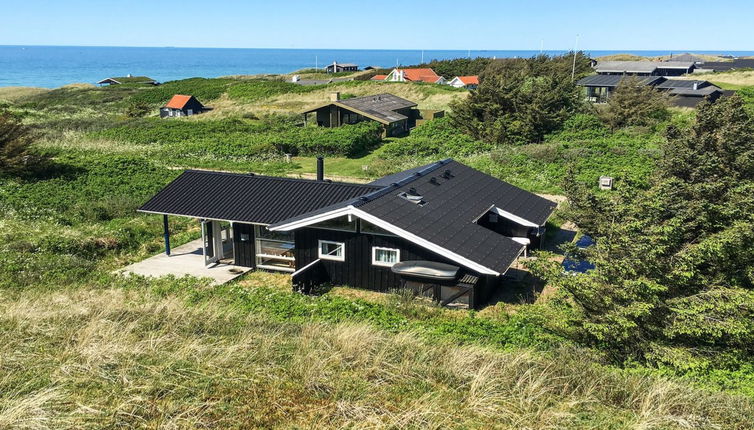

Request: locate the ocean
(2, 46), (754, 89)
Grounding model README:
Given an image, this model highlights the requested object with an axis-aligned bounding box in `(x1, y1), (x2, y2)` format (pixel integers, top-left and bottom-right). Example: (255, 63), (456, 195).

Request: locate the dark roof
(656, 79), (711, 89)
(577, 74), (665, 87)
(355, 161), (556, 273)
(666, 53), (704, 63)
(138, 170), (379, 224)
(668, 86), (721, 97)
(595, 61), (695, 74)
(292, 77), (352, 86)
(302, 93), (417, 124)
(700, 59), (754, 71)
(97, 76), (156, 84)
(368, 161), (439, 186)
(272, 159), (557, 274)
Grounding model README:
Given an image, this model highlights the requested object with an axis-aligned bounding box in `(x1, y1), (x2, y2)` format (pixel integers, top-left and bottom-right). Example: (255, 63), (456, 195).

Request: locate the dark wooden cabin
(160, 94), (205, 118)
(138, 159), (557, 309)
(301, 93), (419, 137)
(577, 75), (726, 107)
(325, 62), (358, 73)
(97, 75), (157, 86)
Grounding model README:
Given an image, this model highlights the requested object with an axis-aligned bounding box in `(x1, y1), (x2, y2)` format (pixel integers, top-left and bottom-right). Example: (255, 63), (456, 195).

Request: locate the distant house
(97, 75), (158, 86)
(325, 62), (359, 73)
(363, 66), (383, 71)
(160, 95), (205, 118)
(301, 92), (420, 137)
(576, 75), (725, 107)
(594, 61), (696, 76)
(695, 58), (754, 73)
(665, 53), (705, 64)
(448, 76), (479, 89)
(380, 68), (446, 84)
(290, 75), (352, 86)
(654, 79), (727, 107)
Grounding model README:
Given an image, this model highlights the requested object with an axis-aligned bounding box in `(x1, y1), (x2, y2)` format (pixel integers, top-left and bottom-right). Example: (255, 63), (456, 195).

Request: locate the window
(255, 226), (295, 272)
(360, 220), (396, 236)
(311, 216), (356, 232)
(319, 240), (345, 261)
(372, 247), (399, 267)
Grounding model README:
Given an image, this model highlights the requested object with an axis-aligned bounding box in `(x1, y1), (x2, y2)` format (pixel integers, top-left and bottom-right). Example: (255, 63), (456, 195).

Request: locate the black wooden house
(138, 159), (556, 308)
(302, 93), (420, 137)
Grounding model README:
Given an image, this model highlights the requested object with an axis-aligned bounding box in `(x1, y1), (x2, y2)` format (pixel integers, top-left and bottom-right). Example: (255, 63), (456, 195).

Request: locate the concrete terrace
(118, 238), (251, 285)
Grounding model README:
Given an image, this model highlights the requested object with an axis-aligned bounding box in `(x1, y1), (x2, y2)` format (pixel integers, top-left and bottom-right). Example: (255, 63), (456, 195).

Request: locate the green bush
(127, 78), (238, 105)
(549, 113), (609, 141)
(226, 80), (321, 102)
(378, 117), (492, 157)
(89, 118), (381, 158)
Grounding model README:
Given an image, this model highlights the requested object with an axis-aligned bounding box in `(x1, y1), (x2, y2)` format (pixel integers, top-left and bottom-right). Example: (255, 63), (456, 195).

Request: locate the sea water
(2, 45), (753, 88)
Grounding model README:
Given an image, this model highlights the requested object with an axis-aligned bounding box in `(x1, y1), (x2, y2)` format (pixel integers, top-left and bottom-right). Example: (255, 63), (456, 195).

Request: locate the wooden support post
(163, 214), (170, 256)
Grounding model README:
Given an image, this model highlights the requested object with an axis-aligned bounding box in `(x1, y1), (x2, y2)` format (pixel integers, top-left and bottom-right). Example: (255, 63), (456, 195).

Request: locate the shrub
(599, 77), (671, 129)
(450, 54), (589, 145)
(378, 117), (492, 157)
(127, 78), (238, 106)
(226, 80), (321, 102)
(89, 117), (381, 158)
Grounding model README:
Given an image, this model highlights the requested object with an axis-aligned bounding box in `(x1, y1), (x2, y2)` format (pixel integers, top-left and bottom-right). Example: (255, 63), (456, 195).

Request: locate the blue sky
(1, 0), (752, 50)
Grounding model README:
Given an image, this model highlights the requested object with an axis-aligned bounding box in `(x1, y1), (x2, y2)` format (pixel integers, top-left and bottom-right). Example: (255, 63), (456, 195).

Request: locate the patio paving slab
(118, 238), (251, 285)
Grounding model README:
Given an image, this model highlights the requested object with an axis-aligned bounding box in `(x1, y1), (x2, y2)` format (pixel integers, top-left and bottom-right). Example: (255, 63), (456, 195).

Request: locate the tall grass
(1, 286), (752, 429)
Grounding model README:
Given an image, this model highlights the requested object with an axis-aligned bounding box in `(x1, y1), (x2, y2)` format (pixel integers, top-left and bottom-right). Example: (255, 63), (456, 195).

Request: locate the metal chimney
(316, 156), (324, 181)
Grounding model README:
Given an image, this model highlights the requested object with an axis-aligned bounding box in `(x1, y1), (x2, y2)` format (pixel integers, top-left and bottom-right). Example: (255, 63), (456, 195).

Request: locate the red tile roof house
(448, 75), (480, 89)
(375, 68), (447, 84)
(160, 95), (206, 118)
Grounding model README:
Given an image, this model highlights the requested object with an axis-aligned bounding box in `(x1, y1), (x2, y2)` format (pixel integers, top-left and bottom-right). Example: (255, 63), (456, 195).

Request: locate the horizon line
(0, 44), (751, 54)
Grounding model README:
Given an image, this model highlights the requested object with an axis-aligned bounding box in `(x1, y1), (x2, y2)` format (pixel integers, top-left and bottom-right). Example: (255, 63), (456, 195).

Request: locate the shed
(160, 95), (205, 118)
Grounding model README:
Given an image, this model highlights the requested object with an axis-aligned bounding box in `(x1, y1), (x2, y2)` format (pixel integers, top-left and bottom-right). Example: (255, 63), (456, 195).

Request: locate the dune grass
(680, 70), (754, 90)
(2, 284), (754, 429)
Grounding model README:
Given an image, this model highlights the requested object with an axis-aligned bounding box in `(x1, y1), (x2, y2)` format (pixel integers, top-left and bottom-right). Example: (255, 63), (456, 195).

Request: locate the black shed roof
(138, 170), (379, 224)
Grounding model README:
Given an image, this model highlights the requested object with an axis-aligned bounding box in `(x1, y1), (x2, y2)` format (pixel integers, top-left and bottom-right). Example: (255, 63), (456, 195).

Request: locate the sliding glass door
(254, 226), (295, 272)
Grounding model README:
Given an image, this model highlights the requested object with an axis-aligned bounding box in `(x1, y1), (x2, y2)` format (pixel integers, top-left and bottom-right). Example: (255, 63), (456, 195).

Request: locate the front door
(202, 220), (218, 266)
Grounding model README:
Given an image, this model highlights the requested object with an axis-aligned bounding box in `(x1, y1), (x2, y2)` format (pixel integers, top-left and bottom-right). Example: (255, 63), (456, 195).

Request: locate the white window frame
(318, 240), (345, 261)
(371, 246), (400, 267)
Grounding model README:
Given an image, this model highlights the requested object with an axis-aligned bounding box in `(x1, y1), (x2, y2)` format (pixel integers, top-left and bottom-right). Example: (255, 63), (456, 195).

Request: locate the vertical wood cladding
(233, 223), (255, 268)
(294, 227), (483, 293)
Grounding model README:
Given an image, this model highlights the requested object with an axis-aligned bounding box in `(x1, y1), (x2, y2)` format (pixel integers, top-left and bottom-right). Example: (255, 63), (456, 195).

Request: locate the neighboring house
(696, 58), (754, 73)
(371, 74), (388, 81)
(160, 95), (205, 118)
(138, 158), (557, 309)
(576, 75), (725, 107)
(290, 75), (352, 86)
(665, 53), (705, 64)
(448, 76), (479, 89)
(364, 66), (383, 71)
(301, 92), (420, 137)
(97, 75), (158, 86)
(325, 62), (358, 73)
(654, 79), (727, 107)
(594, 61), (696, 76)
(382, 68), (446, 84)
(577, 75), (665, 103)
